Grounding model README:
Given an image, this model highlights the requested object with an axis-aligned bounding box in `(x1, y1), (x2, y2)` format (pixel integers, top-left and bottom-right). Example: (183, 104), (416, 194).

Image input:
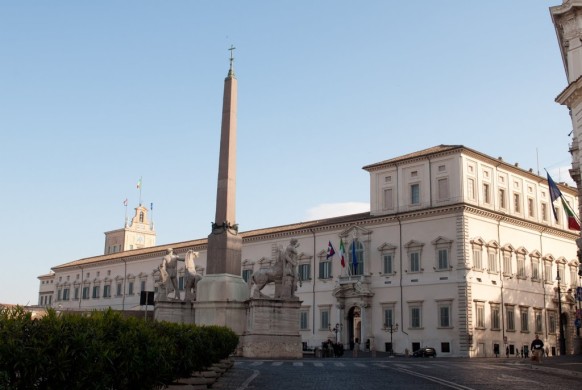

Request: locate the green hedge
(0, 306), (238, 390)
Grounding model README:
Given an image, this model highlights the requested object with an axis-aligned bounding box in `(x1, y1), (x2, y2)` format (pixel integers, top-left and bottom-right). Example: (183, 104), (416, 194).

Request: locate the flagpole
(137, 176), (143, 206)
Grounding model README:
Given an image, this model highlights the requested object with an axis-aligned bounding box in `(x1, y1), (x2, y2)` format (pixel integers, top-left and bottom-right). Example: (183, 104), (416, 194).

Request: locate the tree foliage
(0, 306), (238, 390)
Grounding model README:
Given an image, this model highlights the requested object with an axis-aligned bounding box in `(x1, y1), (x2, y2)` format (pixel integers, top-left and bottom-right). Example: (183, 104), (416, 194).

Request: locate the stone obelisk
(195, 46), (249, 334)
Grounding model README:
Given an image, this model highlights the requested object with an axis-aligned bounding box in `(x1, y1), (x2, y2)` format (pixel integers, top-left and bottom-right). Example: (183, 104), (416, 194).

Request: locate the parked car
(412, 347), (437, 357)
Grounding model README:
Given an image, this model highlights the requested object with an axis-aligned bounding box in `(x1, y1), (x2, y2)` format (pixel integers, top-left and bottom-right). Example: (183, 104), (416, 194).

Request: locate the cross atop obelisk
(206, 46), (242, 275)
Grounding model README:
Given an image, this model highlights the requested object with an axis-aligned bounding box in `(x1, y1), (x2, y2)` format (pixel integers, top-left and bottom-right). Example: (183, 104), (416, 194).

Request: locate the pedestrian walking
(531, 335), (544, 364)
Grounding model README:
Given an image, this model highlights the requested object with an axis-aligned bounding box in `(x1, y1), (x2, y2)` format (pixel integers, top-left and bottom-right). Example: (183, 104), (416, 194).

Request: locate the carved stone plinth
(240, 298), (302, 359)
(194, 274), (249, 335)
(154, 300), (195, 324)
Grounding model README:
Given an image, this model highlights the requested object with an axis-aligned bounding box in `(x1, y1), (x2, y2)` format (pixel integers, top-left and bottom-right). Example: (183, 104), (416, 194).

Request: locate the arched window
(349, 240), (364, 275)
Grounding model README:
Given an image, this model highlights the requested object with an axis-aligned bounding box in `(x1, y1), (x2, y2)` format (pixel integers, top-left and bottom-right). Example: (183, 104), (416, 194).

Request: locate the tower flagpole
(137, 177), (143, 205)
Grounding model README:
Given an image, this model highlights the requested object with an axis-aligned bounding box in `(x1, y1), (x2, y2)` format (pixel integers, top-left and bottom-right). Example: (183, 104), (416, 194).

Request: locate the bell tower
(104, 204), (156, 254)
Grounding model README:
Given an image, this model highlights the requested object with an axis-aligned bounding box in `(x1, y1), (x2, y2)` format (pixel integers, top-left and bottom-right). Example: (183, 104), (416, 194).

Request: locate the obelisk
(195, 46), (249, 334)
(206, 45), (242, 275)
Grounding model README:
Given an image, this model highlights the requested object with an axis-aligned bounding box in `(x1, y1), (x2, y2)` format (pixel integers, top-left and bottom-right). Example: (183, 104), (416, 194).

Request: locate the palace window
(383, 254), (393, 274)
(410, 183), (420, 205)
(74, 287), (79, 300)
(535, 309), (543, 333)
(438, 301), (452, 328)
(300, 310), (309, 330)
(82, 286), (90, 300)
(503, 253), (512, 275)
(544, 260), (553, 283)
(103, 285), (111, 298)
(473, 249), (482, 270)
(128, 281), (134, 295)
(483, 183), (491, 204)
(499, 188), (506, 209)
(548, 311), (557, 334)
(384, 307), (394, 327)
(92, 285), (100, 299)
(530, 257), (540, 280)
(490, 304), (501, 330)
(506, 306), (515, 331)
(349, 240), (364, 275)
(475, 302), (485, 329)
(319, 258), (332, 279)
(517, 254), (526, 279)
(408, 301), (423, 329)
(298, 264), (311, 281)
(410, 252), (420, 272)
(116, 282), (123, 296)
(520, 307), (529, 332)
(320, 308), (330, 330)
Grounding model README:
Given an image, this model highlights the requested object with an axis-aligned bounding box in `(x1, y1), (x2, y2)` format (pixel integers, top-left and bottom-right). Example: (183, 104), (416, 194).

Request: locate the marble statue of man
(160, 248), (185, 300)
(283, 238), (300, 296)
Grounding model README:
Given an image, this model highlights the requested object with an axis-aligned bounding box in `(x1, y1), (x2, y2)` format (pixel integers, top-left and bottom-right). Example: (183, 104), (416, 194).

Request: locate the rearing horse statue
(248, 250), (284, 298)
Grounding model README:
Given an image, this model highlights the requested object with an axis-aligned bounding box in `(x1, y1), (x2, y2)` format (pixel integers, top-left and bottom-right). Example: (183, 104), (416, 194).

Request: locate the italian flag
(561, 197), (581, 231)
(339, 238), (346, 268)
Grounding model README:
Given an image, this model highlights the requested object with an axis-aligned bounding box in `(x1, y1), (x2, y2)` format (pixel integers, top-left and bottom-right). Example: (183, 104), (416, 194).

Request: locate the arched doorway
(347, 306), (361, 350)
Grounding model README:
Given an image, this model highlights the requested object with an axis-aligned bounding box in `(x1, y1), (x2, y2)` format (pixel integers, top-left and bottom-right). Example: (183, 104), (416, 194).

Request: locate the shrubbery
(0, 306), (238, 389)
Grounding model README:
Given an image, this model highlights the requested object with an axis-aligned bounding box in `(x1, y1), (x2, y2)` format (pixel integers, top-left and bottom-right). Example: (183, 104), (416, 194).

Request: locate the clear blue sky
(0, 1), (573, 305)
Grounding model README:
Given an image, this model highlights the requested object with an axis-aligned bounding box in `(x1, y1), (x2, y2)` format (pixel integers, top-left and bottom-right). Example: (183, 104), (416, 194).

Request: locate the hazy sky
(0, 1), (574, 305)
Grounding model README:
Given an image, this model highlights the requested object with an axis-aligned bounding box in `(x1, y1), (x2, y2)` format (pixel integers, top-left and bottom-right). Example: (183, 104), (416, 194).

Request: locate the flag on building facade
(326, 241), (336, 259)
(546, 171), (562, 222)
(123, 198), (128, 206)
(546, 170), (581, 230)
(561, 197), (581, 231)
(339, 239), (346, 268)
(150, 202), (154, 211)
(137, 177), (142, 189)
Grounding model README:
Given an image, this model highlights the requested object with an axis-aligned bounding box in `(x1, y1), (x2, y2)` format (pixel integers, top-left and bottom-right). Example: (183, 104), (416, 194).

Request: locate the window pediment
(432, 236), (452, 246)
(501, 244), (515, 253)
(470, 237), (485, 247)
(339, 225), (372, 239)
(404, 240), (424, 250)
(515, 246), (528, 256)
(529, 250), (541, 259)
(377, 242), (397, 252)
(555, 257), (567, 264)
(542, 254), (555, 263)
(486, 240), (499, 249)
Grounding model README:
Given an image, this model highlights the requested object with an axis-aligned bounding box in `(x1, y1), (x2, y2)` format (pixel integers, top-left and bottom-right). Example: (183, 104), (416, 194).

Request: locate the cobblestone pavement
(212, 355), (582, 390)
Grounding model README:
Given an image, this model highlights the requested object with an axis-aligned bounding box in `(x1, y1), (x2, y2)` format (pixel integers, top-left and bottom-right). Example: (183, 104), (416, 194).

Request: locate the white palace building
(37, 144), (581, 357)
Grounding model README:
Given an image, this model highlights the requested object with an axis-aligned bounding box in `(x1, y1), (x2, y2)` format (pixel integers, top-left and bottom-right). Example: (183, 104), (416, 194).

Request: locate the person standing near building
(531, 335), (544, 363)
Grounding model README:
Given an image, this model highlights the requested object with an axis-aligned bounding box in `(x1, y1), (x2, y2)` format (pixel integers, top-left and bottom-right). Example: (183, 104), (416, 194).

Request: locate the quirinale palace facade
(37, 145), (581, 357)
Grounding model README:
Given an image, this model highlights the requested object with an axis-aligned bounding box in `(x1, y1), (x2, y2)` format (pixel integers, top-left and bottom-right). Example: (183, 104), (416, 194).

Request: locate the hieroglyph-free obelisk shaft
(206, 47), (243, 276)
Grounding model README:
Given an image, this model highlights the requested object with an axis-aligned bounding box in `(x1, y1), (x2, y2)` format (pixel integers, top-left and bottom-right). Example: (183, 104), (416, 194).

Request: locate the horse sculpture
(248, 249), (284, 298)
(184, 250), (202, 302)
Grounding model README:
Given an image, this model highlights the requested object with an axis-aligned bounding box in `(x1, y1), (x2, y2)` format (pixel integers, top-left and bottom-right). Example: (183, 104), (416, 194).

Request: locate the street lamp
(382, 323), (399, 355)
(329, 323), (342, 343)
(556, 269), (566, 355)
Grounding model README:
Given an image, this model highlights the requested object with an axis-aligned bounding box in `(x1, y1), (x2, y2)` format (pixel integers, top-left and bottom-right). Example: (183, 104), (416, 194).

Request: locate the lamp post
(329, 323), (342, 343)
(382, 323), (399, 355)
(556, 269), (566, 355)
